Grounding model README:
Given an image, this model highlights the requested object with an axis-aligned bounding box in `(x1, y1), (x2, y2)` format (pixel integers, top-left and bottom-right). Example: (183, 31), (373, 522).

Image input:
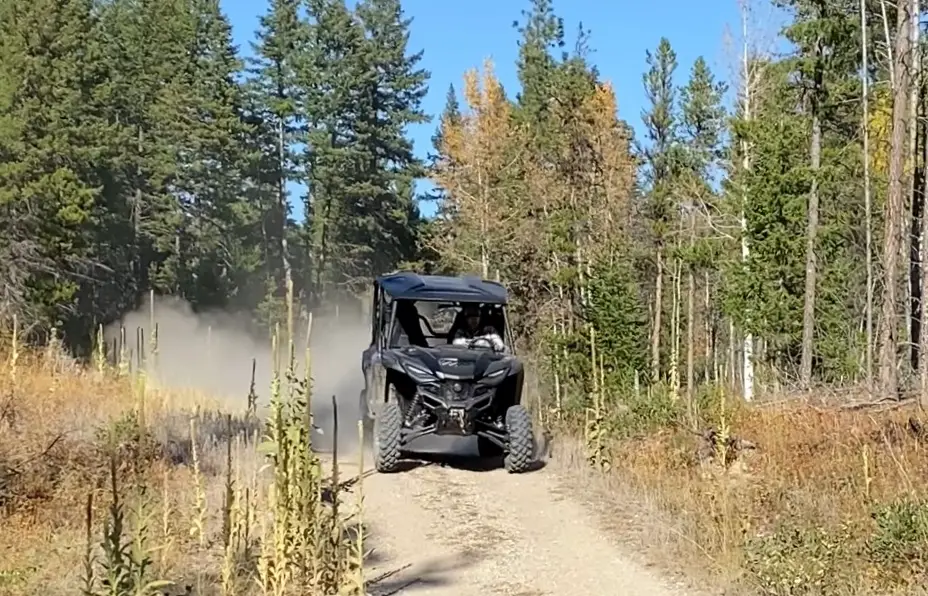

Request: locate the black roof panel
(377, 272), (508, 304)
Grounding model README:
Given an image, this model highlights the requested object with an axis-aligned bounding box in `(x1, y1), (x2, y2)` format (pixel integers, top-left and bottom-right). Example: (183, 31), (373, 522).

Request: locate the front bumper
(417, 380), (495, 435)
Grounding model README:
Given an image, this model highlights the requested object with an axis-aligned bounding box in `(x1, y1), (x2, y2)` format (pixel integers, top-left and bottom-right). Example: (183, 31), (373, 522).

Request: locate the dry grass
(577, 392), (928, 595)
(0, 318), (366, 596)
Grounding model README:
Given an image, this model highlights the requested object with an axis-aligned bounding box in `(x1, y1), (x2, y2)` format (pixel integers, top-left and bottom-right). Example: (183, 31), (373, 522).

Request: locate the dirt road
(335, 436), (691, 596)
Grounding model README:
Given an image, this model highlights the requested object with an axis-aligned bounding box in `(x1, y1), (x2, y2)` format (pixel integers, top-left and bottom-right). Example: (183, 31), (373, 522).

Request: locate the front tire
(373, 399), (403, 473)
(503, 404), (534, 473)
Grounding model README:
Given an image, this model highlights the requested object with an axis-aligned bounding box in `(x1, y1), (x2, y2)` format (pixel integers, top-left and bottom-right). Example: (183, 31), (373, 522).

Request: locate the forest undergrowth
(551, 374), (928, 596)
(0, 310), (367, 596)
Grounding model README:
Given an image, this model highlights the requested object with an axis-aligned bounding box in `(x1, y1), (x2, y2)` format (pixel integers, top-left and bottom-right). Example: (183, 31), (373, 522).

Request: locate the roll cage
(371, 272), (515, 353)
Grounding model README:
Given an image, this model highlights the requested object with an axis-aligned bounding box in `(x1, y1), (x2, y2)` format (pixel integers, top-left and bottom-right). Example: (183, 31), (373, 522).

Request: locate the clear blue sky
(220, 0), (780, 219)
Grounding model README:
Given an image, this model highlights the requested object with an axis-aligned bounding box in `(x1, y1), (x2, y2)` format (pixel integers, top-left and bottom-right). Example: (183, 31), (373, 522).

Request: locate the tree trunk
(879, 0), (913, 399)
(911, 133), (924, 372)
(908, 0), (922, 374)
(862, 0), (874, 388)
(800, 107), (822, 388)
(686, 212), (696, 411)
(881, 0), (895, 90)
(277, 118), (293, 303)
(729, 318), (739, 393)
(670, 258), (682, 399)
(704, 271), (713, 384)
(920, 92), (928, 406)
(739, 2), (755, 401)
(650, 245), (664, 383)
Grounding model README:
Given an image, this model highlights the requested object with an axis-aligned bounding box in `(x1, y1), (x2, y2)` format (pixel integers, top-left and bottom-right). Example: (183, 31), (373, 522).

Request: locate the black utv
(359, 272), (535, 474)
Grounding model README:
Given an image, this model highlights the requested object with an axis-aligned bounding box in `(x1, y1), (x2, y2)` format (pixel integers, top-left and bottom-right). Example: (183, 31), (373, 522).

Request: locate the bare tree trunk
(729, 318), (739, 393)
(916, 6), (928, 406)
(670, 257), (682, 399)
(740, 5), (755, 401)
(879, 0), (914, 399)
(480, 170), (490, 279)
(862, 0), (874, 388)
(921, 96), (928, 406)
(277, 118), (293, 300)
(651, 246), (664, 383)
(881, 0), (895, 90)
(908, 0), (922, 374)
(686, 212), (696, 408)
(704, 271), (713, 384)
(800, 104), (822, 388)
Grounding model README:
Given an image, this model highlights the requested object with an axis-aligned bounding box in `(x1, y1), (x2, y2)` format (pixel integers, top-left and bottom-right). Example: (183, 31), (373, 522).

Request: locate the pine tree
(96, 0), (201, 300)
(775, 0), (859, 385)
(303, 0), (429, 302)
(422, 84), (461, 215)
(641, 37), (680, 383)
(248, 0), (306, 310)
(678, 56), (727, 404)
(302, 0), (369, 303)
(354, 0), (430, 281)
(513, 0), (565, 130)
(724, 61), (808, 370)
(178, 0), (257, 310)
(429, 84), (461, 166)
(0, 0), (111, 337)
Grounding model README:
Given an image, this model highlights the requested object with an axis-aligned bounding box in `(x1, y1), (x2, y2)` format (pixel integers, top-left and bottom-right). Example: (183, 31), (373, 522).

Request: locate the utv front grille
(441, 380), (467, 401)
(416, 381), (493, 406)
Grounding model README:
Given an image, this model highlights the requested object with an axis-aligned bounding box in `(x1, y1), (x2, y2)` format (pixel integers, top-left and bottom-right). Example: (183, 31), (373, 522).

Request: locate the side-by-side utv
(359, 272), (535, 474)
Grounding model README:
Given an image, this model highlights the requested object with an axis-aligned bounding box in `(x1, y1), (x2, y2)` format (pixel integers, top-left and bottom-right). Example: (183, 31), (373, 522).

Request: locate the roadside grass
(552, 383), (928, 595)
(0, 317), (367, 596)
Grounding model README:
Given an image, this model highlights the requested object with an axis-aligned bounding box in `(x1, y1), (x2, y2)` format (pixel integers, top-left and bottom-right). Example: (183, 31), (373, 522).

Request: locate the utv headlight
(480, 367), (509, 387)
(405, 363), (435, 382)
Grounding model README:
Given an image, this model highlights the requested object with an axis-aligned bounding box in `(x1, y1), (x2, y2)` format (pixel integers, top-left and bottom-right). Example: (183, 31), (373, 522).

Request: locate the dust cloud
(106, 294), (370, 454)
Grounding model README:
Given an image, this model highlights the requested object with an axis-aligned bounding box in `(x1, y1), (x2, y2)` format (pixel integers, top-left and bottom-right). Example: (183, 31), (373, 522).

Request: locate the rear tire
(503, 404), (534, 474)
(374, 399), (403, 473)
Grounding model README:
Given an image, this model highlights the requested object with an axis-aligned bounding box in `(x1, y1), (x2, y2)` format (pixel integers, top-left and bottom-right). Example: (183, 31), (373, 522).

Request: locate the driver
(451, 304), (505, 352)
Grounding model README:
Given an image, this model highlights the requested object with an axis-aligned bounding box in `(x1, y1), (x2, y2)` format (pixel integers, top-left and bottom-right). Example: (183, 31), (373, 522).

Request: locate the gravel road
(331, 436), (690, 596)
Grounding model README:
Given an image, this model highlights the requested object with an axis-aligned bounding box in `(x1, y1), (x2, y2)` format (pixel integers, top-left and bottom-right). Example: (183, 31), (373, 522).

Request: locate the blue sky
(221, 0), (784, 219)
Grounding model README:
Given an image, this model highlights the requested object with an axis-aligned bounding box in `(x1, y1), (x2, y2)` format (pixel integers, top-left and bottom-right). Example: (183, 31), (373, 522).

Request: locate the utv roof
(377, 272), (508, 304)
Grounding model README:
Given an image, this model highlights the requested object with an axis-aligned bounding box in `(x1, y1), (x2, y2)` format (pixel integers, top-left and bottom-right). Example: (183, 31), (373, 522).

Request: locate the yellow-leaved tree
(429, 58), (525, 278)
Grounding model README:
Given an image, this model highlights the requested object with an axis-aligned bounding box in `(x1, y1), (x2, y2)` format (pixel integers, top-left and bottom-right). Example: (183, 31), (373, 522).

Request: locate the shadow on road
(366, 552), (481, 595)
(355, 513), (482, 595)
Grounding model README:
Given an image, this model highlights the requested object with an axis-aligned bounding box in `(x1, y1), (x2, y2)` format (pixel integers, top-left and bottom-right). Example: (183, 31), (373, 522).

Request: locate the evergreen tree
(354, 0), (430, 281)
(723, 61), (808, 370)
(0, 0), (111, 338)
(513, 0), (565, 130)
(303, 0), (429, 301)
(640, 36), (680, 382)
(302, 0), (369, 302)
(178, 0), (258, 310)
(678, 57), (727, 396)
(429, 84), (461, 166)
(679, 57), (727, 183)
(248, 0), (306, 309)
(776, 0), (860, 384)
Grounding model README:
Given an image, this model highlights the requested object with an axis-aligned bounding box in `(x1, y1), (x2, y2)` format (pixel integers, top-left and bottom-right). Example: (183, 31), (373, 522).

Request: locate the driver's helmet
(461, 304), (480, 327)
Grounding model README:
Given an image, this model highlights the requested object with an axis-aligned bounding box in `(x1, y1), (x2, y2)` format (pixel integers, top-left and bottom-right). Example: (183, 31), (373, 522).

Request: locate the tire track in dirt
(338, 438), (693, 596)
